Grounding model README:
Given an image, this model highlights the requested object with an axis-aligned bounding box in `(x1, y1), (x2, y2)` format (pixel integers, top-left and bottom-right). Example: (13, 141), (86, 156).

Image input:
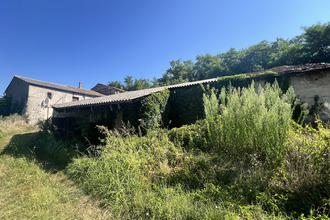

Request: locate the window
(72, 96), (79, 101)
(47, 92), (52, 99)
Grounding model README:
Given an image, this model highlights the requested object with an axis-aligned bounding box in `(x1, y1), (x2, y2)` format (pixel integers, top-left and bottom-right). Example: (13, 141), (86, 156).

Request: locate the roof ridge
(14, 75), (104, 97)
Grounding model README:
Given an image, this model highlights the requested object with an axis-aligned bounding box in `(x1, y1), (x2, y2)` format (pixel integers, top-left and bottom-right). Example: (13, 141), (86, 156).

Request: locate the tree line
(109, 22), (330, 91)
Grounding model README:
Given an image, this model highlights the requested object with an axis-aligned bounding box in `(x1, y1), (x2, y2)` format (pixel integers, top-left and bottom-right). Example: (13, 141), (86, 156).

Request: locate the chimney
(79, 82), (82, 89)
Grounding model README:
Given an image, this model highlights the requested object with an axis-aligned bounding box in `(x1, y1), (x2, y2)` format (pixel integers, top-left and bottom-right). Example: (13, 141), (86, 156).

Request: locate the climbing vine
(139, 89), (170, 130)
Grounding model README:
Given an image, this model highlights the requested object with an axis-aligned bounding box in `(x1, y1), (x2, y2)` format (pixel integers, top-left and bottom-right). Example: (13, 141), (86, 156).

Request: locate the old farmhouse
(5, 75), (104, 123)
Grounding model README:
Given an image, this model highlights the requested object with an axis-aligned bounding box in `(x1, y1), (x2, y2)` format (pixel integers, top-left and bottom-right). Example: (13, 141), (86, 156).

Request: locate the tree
(124, 76), (134, 90)
(192, 54), (225, 80)
(108, 81), (125, 89)
(239, 40), (273, 72)
(220, 48), (244, 75)
(107, 22), (330, 89)
(301, 22), (330, 63)
(159, 59), (193, 86)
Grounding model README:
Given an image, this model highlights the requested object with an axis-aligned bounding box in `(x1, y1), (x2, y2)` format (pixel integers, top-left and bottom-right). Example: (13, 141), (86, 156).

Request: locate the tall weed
(0, 114), (31, 138)
(203, 81), (292, 168)
(66, 126), (183, 218)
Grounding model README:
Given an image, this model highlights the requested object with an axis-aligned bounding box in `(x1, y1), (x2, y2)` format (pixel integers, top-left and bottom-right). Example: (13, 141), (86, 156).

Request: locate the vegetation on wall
(166, 72), (301, 127)
(168, 86), (205, 127)
(139, 89), (170, 130)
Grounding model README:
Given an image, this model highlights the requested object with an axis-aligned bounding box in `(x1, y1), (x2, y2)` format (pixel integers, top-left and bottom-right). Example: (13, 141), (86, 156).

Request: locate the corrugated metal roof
(166, 78), (219, 88)
(52, 86), (166, 108)
(52, 78), (219, 109)
(52, 63), (330, 109)
(13, 75), (104, 97)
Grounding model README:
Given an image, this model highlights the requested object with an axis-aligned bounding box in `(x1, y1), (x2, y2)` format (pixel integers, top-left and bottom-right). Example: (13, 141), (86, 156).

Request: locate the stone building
(91, 83), (125, 95)
(5, 75), (103, 123)
(51, 63), (330, 133)
(4, 63), (330, 129)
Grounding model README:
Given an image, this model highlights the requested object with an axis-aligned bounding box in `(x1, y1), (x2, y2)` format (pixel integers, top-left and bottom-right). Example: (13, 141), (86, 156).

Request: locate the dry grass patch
(0, 114), (35, 139)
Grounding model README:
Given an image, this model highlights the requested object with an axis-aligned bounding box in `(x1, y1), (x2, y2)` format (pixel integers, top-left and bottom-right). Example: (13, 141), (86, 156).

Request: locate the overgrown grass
(4, 82), (328, 219)
(66, 127), (284, 219)
(63, 81), (330, 219)
(0, 114), (32, 139)
(0, 118), (110, 219)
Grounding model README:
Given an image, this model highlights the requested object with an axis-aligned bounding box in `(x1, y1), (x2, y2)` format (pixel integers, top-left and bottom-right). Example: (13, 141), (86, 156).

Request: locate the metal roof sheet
(52, 63), (330, 109)
(52, 86), (166, 108)
(52, 78), (219, 109)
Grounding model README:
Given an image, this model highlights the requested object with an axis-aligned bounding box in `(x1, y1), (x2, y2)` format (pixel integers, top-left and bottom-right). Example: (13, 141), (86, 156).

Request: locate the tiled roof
(91, 83), (126, 95)
(246, 63), (330, 76)
(13, 75), (104, 97)
(52, 63), (330, 109)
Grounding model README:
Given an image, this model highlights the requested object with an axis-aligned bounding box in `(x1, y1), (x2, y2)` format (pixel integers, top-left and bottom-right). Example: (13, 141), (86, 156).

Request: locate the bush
(203, 81), (292, 168)
(66, 126), (184, 217)
(168, 120), (208, 151)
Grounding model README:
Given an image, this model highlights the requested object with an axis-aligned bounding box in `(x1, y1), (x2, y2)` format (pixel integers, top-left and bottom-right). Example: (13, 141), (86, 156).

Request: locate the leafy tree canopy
(108, 22), (330, 90)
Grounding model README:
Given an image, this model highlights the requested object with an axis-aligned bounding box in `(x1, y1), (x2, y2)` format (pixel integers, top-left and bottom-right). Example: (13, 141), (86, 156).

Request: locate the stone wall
(290, 70), (330, 121)
(5, 77), (29, 113)
(26, 85), (96, 124)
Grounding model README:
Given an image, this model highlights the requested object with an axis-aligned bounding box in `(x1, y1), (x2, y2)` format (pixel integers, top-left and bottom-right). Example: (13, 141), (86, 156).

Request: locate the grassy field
(0, 119), (110, 219)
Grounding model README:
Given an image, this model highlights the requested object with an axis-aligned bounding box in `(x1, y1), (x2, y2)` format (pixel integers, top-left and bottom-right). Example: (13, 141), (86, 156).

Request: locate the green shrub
(265, 121), (330, 216)
(203, 81), (292, 168)
(35, 120), (82, 166)
(66, 126), (184, 217)
(168, 120), (208, 151)
(139, 89), (170, 130)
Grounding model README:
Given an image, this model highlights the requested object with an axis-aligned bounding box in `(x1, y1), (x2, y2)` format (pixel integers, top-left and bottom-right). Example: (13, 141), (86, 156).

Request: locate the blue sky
(1, 0), (329, 95)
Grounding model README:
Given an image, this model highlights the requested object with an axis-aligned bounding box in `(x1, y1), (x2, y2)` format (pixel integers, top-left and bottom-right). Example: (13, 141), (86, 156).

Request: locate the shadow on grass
(0, 132), (68, 172)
